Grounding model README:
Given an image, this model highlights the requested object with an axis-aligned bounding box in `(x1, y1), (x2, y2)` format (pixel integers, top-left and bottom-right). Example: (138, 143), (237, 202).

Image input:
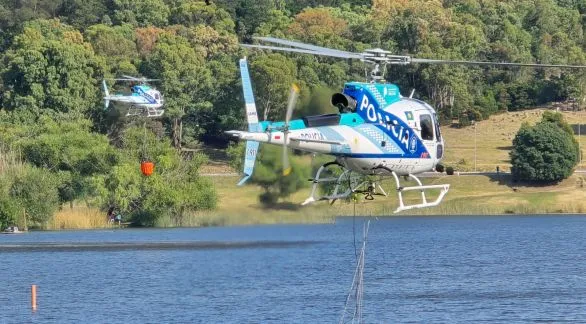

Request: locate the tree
(169, 0), (235, 34)
(57, 0), (109, 29)
(249, 53), (297, 121)
(229, 144), (310, 207)
(1, 19), (106, 118)
(113, 0), (170, 27)
(84, 24), (138, 74)
(102, 125), (216, 226)
(10, 166), (60, 227)
(510, 112), (579, 182)
(20, 117), (118, 207)
(142, 33), (214, 147)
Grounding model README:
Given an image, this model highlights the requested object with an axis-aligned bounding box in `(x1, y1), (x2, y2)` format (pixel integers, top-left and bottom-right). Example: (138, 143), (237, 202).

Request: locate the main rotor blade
(255, 37), (357, 57)
(241, 44), (362, 60)
(122, 75), (140, 80)
(281, 83), (299, 177)
(410, 58), (586, 68)
(282, 139), (291, 176)
(285, 84), (299, 125)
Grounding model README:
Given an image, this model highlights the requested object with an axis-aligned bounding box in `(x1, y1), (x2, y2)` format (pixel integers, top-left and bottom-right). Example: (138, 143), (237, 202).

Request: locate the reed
(49, 206), (109, 230)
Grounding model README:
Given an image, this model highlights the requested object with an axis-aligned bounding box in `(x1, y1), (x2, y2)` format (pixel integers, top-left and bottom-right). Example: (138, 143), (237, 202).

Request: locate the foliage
(1, 19), (106, 118)
(250, 145), (311, 207)
(113, 0), (169, 27)
(1, 1), (586, 225)
(446, 166), (454, 175)
(510, 112), (579, 182)
(102, 125), (216, 226)
(9, 165), (60, 227)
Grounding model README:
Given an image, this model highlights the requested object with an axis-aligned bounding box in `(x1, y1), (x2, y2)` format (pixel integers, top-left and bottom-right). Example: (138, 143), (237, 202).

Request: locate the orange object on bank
(141, 161), (154, 176)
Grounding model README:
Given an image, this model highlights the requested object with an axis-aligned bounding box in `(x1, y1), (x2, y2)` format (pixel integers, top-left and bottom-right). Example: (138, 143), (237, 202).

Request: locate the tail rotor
(282, 84), (299, 176)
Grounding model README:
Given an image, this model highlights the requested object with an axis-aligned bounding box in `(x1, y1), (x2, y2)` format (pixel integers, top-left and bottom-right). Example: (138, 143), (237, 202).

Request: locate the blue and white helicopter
(227, 37), (586, 213)
(102, 75), (165, 118)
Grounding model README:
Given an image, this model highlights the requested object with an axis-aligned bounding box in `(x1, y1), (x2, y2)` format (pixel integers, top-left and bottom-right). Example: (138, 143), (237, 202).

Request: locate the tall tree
(142, 33), (213, 147)
(1, 19), (106, 119)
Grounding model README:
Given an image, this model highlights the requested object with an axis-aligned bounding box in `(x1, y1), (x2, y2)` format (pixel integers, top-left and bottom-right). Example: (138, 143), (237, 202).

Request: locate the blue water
(1, 215), (586, 323)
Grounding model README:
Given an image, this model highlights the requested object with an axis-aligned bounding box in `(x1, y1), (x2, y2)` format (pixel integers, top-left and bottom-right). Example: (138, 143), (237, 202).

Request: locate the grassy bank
(45, 172), (586, 230)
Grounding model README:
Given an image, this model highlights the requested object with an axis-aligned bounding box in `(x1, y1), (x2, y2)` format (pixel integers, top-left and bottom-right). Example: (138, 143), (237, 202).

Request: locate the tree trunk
(172, 118), (180, 148)
(179, 119), (183, 149)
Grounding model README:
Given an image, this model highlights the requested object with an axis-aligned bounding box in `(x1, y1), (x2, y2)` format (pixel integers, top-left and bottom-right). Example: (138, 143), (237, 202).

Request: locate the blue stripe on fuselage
(342, 84), (429, 159)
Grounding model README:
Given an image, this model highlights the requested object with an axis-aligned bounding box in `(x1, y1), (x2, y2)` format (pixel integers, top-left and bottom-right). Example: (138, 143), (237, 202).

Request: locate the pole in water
(31, 285), (37, 311)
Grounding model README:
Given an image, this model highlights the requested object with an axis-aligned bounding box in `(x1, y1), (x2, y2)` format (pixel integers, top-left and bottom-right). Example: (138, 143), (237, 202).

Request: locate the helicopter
(102, 75), (165, 118)
(227, 37), (586, 213)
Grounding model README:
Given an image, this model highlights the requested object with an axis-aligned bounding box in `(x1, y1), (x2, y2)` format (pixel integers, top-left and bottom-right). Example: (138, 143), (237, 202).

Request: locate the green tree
(20, 117), (118, 207)
(510, 112), (579, 182)
(169, 0), (235, 34)
(10, 166), (60, 227)
(102, 125), (216, 226)
(142, 33), (214, 147)
(57, 0), (109, 29)
(113, 0), (170, 27)
(84, 24), (138, 74)
(249, 53), (297, 121)
(230, 144), (310, 207)
(1, 19), (106, 118)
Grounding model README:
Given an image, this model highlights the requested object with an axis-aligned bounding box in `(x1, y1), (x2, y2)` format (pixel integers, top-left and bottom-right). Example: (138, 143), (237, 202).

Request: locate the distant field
(442, 109), (586, 172)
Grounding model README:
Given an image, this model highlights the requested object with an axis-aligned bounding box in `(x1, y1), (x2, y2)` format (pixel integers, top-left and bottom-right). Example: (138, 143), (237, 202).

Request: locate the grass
(165, 175), (336, 227)
(48, 205), (111, 230)
(201, 172), (586, 221)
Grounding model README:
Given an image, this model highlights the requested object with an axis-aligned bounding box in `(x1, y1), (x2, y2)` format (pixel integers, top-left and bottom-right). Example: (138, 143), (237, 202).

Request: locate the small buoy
(140, 161), (155, 176)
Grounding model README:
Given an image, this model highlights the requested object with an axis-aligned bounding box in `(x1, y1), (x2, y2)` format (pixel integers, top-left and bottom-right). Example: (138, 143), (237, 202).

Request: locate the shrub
(435, 164), (445, 173)
(510, 112), (579, 182)
(446, 166), (455, 175)
(259, 191), (278, 206)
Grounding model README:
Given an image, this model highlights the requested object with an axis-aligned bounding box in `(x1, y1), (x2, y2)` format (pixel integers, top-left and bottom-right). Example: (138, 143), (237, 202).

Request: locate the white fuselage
(234, 97), (445, 176)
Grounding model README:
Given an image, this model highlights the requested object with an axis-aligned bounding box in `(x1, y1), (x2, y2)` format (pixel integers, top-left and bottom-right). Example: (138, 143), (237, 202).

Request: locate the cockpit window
(420, 114), (434, 140)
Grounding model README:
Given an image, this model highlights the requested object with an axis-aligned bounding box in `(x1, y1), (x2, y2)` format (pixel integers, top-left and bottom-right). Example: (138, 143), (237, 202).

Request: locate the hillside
(442, 109), (586, 172)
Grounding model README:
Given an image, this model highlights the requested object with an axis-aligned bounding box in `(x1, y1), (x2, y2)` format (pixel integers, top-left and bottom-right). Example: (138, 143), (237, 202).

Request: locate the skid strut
(303, 162), (450, 213)
(390, 171), (450, 213)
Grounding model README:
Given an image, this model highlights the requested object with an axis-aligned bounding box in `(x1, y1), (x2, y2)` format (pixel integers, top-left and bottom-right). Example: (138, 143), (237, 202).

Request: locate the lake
(1, 215), (586, 323)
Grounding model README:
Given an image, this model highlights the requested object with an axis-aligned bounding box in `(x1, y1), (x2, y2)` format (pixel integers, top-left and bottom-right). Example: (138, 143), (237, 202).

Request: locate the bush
(510, 112), (579, 182)
(10, 166), (59, 226)
(446, 166), (455, 175)
(259, 191), (279, 206)
(435, 164), (445, 173)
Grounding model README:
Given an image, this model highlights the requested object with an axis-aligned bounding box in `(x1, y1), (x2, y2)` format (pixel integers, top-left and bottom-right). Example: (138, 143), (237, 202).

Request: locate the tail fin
(237, 58), (261, 185)
(102, 80), (110, 110)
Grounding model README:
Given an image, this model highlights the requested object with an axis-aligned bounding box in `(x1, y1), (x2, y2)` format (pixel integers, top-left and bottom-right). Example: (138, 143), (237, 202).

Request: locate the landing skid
(303, 162), (450, 213)
(126, 105), (165, 118)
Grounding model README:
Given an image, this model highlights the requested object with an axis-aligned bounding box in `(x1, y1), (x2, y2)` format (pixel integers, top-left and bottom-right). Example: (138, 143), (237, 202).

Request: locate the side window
(155, 93), (160, 100)
(420, 114), (434, 140)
